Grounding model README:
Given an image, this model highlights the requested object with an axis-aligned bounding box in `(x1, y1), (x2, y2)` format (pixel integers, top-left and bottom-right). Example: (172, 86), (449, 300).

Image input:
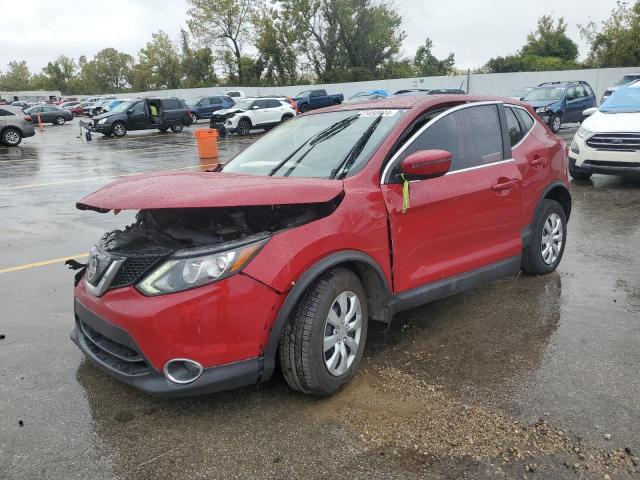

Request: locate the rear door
(565, 86), (584, 122)
(380, 102), (523, 292)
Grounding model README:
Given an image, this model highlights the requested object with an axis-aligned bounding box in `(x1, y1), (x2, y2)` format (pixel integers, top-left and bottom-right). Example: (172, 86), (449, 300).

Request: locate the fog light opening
(163, 359), (203, 384)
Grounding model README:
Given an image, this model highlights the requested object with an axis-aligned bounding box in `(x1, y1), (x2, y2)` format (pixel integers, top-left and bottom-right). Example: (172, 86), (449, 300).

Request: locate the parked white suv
(211, 97), (296, 136)
(569, 80), (640, 180)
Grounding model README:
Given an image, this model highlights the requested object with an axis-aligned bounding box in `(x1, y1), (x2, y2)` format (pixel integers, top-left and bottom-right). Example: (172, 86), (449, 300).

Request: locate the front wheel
(111, 122), (127, 137)
(569, 165), (592, 181)
(279, 267), (368, 397)
(237, 119), (251, 136)
(170, 123), (183, 133)
(521, 199), (567, 275)
(190, 113), (198, 124)
(549, 114), (562, 133)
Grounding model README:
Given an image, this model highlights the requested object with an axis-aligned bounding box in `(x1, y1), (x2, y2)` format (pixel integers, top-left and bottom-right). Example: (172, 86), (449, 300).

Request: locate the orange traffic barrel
(194, 128), (218, 160)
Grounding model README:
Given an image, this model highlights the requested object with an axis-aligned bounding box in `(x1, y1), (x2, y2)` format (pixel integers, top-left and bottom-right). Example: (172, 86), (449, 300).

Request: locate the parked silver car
(0, 105), (35, 146)
(601, 73), (640, 104)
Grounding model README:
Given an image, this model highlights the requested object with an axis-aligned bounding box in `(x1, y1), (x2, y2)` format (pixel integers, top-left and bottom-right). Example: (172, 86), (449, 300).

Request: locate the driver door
(127, 101), (148, 130)
(380, 103), (523, 292)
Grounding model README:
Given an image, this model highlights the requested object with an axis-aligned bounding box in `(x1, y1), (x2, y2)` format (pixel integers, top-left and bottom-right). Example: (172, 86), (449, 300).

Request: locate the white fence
(98, 66), (639, 103)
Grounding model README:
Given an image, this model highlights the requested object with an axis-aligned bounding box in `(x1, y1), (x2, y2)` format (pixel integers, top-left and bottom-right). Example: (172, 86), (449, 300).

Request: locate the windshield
(109, 101), (136, 114)
(232, 99), (254, 110)
(524, 87), (565, 101)
(223, 109), (405, 178)
(186, 97), (202, 106)
(295, 91), (311, 98)
(600, 82), (640, 113)
(616, 75), (640, 86)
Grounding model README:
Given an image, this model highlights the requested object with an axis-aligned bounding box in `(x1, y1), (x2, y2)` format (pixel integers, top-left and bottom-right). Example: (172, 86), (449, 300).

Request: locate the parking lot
(1, 121), (639, 479)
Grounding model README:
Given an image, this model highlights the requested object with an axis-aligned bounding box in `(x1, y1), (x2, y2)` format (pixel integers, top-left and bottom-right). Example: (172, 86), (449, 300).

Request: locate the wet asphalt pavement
(0, 120), (639, 479)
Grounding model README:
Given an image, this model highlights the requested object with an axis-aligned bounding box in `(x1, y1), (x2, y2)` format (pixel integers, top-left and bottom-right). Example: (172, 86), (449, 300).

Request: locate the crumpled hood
(525, 100), (561, 110)
(214, 108), (245, 116)
(76, 171), (344, 212)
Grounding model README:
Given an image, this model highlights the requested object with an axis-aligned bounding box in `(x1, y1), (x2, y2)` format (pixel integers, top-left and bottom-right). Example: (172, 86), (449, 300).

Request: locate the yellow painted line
(8, 163), (220, 190)
(0, 253), (89, 274)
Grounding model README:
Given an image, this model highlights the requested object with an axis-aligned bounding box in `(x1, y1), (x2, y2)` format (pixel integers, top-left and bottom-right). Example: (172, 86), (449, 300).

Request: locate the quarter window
(505, 107), (524, 146)
(514, 108), (534, 131)
(396, 104), (504, 173)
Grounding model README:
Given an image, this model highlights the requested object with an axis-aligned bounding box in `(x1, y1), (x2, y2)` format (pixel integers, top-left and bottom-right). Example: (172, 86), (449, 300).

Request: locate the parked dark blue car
(186, 95), (235, 123)
(522, 81), (596, 133)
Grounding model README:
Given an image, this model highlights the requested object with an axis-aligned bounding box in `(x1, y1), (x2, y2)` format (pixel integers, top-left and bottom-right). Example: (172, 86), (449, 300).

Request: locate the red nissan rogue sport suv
(71, 95), (570, 397)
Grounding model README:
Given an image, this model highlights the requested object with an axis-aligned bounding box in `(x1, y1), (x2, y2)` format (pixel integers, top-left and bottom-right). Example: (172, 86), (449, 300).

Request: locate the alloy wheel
(323, 291), (363, 377)
(56, 116), (65, 125)
(3, 130), (21, 145)
(541, 213), (563, 265)
(191, 114), (197, 124)
(552, 116), (561, 132)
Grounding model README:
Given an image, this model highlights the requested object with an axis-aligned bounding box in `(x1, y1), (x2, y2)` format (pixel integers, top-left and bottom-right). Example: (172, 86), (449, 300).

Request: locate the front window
(523, 87), (565, 101)
(223, 109), (406, 179)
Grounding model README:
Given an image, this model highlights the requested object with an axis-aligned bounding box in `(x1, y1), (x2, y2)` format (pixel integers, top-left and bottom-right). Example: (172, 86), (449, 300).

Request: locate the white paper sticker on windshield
(358, 110), (398, 117)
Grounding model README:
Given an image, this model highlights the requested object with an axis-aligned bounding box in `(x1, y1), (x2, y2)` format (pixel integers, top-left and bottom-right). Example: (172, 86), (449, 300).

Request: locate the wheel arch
(543, 182), (571, 221)
(259, 250), (392, 382)
(238, 116), (252, 127)
(1, 125), (25, 137)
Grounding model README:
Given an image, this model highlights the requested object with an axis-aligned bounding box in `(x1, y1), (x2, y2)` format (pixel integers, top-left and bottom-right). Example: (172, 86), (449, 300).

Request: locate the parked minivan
(522, 81), (596, 133)
(71, 95), (570, 398)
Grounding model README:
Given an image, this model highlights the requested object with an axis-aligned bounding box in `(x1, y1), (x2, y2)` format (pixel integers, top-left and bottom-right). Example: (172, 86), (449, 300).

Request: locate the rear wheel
(1, 128), (22, 146)
(281, 114), (294, 123)
(237, 119), (251, 136)
(112, 122), (127, 137)
(279, 267), (368, 397)
(170, 123), (184, 133)
(521, 199), (567, 275)
(55, 116), (65, 125)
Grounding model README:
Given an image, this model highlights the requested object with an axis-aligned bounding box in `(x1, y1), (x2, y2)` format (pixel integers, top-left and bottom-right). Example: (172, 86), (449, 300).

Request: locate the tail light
(186, 109), (192, 118)
(24, 115), (32, 121)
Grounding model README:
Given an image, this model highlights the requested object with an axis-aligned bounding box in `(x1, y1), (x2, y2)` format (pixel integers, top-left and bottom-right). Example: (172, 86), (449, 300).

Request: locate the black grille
(586, 133), (640, 152)
(110, 256), (162, 289)
(78, 320), (150, 376)
(584, 160), (640, 168)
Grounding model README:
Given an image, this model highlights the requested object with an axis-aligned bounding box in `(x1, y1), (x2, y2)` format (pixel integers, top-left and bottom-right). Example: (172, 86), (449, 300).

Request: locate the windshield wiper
(268, 114), (360, 176)
(331, 114), (383, 179)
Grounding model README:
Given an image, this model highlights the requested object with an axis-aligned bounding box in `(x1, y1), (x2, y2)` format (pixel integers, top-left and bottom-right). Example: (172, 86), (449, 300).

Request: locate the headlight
(570, 139), (580, 154)
(577, 126), (592, 139)
(137, 238), (267, 296)
(97, 118), (108, 125)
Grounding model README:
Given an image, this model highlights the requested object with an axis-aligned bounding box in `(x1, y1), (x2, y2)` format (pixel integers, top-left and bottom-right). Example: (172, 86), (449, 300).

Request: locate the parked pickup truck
(81, 97), (193, 138)
(294, 89), (344, 112)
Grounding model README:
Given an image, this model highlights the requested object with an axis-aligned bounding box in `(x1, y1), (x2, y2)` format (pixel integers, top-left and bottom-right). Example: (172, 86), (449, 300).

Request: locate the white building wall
(84, 66), (639, 103)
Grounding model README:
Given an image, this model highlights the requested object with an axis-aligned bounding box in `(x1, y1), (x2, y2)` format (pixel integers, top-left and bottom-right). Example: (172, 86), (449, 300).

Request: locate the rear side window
(210, 97), (223, 105)
(266, 99), (281, 108)
(397, 104), (504, 172)
(162, 99), (179, 110)
(505, 107), (524, 146)
(0, 109), (14, 116)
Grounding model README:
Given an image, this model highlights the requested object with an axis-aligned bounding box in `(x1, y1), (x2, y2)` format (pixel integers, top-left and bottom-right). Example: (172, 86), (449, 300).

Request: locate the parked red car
(71, 95), (570, 397)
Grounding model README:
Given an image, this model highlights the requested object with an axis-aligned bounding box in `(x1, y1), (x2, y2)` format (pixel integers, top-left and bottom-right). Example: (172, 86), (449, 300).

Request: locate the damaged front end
(83, 199), (342, 297)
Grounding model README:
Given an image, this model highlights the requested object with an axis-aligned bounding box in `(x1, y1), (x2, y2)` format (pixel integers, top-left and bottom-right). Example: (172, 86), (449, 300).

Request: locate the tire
(55, 116), (65, 125)
(300, 103), (310, 113)
(170, 123), (184, 133)
(111, 122), (127, 137)
(521, 199), (567, 275)
(281, 114), (294, 123)
(279, 267), (368, 397)
(190, 113), (198, 124)
(1, 128), (22, 146)
(549, 114), (562, 133)
(237, 119), (251, 136)
(158, 127), (169, 133)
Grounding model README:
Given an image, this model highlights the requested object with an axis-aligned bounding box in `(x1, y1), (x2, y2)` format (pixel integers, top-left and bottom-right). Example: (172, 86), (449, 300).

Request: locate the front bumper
(570, 135), (640, 177)
(72, 273), (284, 396)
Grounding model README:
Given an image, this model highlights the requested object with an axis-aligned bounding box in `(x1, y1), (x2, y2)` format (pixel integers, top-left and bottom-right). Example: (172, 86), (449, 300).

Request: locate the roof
(538, 80), (590, 87)
(305, 94), (522, 114)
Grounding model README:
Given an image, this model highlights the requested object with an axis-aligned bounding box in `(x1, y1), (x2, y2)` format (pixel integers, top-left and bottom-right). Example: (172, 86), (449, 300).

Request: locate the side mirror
(400, 150), (452, 179)
(583, 107), (597, 117)
(252, 105), (260, 110)
(127, 109), (134, 114)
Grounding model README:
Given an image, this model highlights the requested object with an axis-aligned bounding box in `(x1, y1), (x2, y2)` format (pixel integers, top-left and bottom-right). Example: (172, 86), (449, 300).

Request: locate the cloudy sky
(0, 0), (620, 74)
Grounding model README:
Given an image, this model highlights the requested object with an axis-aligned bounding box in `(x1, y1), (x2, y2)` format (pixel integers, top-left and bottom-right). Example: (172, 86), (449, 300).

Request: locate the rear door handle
(530, 154), (546, 168)
(492, 179), (520, 192)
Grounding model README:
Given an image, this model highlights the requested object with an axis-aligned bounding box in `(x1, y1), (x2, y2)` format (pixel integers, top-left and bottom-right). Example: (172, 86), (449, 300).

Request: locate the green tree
(81, 48), (134, 92)
(253, 8), (300, 85)
(580, 1), (640, 67)
(138, 31), (183, 89)
(41, 55), (78, 92)
(187, 0), (256, 85)
(521, 15), (578, 61)
(414, 38), (455, 76)
(180, 29), (218, 88)
(0, 60), (32, 90)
